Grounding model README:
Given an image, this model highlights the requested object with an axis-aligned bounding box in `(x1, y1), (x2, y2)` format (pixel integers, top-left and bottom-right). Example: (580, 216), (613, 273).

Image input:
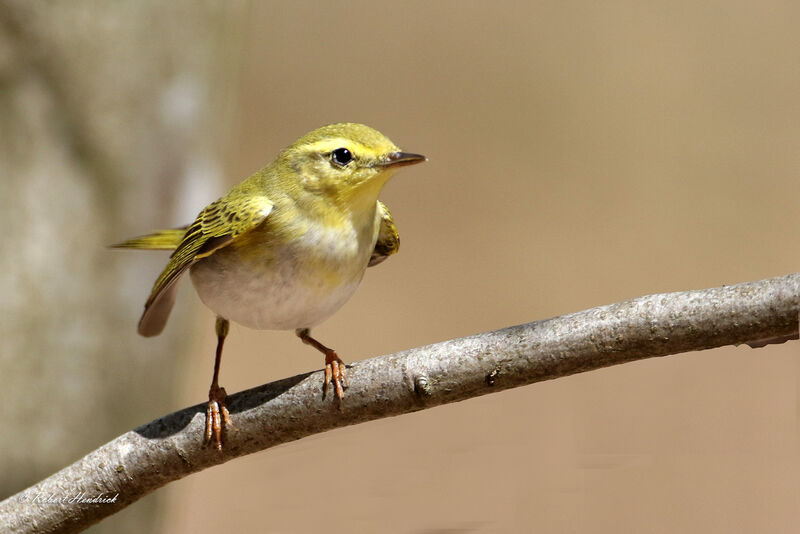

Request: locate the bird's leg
(295, 328), (347, 406)
(206, 316), (235, 450)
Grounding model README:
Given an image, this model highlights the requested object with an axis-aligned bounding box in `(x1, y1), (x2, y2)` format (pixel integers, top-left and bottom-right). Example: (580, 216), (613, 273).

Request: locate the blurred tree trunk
(0, 2), (245, 532)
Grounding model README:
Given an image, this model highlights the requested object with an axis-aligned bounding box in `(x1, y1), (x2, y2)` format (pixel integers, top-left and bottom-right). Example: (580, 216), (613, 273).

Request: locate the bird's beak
(380, 152), (427, 168)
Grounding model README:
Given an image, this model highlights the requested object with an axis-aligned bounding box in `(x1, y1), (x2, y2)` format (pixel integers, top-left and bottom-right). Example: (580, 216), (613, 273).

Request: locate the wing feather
(369, 201), (400, 267)
(138, 195), (273, 336)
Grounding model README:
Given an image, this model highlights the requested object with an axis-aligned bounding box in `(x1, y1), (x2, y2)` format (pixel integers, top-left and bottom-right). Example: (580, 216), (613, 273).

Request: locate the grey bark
(2, 273), (798, 533)
(0, 2), (244, 533)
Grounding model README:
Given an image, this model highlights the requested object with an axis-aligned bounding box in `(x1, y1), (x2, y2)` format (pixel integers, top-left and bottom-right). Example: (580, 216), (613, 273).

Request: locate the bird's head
(278, 123), (426, 209)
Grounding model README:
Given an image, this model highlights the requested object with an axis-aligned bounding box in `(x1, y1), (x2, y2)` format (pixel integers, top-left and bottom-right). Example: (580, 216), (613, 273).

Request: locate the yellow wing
(369, 200), (400, 267)
(138, 194), (273, 337)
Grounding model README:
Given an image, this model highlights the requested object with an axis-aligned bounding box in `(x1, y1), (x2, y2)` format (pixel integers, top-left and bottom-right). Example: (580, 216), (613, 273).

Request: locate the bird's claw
(323, 350), (347, 407)
(205, 384), (235, 450)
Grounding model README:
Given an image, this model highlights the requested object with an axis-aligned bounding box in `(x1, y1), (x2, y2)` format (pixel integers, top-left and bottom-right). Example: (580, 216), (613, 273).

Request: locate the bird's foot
(296, 328), (348, 407)
(205, 383), (235, 450)
(323, 349), (348, 407)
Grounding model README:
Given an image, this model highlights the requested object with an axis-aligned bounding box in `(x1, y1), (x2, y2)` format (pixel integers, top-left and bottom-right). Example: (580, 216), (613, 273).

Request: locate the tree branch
(3, 273), (798, 533)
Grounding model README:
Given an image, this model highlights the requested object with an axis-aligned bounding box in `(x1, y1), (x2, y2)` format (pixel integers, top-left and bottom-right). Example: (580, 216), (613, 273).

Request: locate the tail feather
(113, 226), (188, 337)
(111, 227), (188, 250)
(138, 282), (179, 337)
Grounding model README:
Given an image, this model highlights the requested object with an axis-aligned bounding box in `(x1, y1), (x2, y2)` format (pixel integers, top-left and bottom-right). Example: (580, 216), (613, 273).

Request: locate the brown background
(150, 2), (800, 532)
(8, 1), (798, 533)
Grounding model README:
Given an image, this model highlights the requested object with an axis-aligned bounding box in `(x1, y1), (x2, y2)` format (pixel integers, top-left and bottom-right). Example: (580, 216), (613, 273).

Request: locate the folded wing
(369, 200), (400, 267)
(138, 195), (274, 336)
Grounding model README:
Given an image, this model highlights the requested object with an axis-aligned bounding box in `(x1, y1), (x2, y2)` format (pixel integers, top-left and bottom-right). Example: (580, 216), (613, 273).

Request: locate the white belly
(189, 222), (375, 331)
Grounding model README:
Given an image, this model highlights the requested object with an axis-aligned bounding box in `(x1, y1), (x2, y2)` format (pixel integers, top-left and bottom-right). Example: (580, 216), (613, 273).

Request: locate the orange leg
(296, 328), (347, 406)
(205, 316), (235, 450)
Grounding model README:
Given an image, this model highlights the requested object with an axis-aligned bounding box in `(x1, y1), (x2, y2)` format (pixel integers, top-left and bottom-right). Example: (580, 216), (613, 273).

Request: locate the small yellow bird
(115, 123), (425, 449)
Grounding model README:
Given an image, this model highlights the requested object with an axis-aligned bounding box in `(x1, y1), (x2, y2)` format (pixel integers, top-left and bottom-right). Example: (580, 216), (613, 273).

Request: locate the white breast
(189, 218), (376, 331)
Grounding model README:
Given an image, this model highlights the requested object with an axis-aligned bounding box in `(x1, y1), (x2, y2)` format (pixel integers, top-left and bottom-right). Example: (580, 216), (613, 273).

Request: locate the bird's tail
(111, 227), (188, 250)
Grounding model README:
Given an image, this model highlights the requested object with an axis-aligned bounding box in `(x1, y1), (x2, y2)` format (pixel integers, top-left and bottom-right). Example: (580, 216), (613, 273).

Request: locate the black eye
(331, 147), (353, 166)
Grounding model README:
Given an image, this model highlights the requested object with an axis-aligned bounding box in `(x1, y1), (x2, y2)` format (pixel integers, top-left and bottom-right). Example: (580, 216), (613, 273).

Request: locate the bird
(114, 123), (426, 449)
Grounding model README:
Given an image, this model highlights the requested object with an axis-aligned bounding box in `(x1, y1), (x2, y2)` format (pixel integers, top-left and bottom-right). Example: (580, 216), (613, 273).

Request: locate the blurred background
(1, 1), (799, 532)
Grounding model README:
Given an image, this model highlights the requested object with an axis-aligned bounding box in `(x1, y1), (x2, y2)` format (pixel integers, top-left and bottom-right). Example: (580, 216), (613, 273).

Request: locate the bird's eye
(331, 147), (353, 167)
